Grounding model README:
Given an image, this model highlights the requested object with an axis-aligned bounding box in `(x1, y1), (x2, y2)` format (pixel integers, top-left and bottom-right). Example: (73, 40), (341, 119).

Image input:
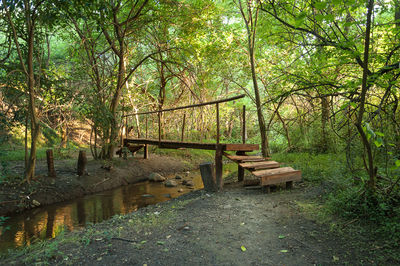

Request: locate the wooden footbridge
(122, 95), (301, 191)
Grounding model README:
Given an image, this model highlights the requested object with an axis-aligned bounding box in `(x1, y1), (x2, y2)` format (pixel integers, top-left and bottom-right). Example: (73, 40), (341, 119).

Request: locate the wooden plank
(260, 170), (302, 186)
(239, 161), (280, 170)
(125, 138), (217, 150)
(225, 144), (259, 151)
(223, 153), (265, 162)
(252, 167), (297, 178)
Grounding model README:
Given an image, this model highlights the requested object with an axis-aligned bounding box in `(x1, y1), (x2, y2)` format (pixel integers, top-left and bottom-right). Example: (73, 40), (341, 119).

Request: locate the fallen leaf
(333, 255), (339, 262)
(241, 245), (247, 252)
(278, 235), (285, 239)
(280, 249), (288, 253)
(157, 241), (165, 245)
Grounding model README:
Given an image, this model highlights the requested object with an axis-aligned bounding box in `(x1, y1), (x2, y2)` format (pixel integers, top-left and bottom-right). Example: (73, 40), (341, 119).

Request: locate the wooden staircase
(224, 152), (301, 190)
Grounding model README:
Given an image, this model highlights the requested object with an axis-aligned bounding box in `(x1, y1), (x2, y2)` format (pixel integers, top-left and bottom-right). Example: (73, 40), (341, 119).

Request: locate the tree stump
(200, 162), (217, 192)
(77, 150), (87, 176)
(46, 149), (56, 178)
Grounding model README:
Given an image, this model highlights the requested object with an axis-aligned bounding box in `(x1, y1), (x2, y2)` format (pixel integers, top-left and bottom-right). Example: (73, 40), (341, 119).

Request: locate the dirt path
(2, 183), (391, 265)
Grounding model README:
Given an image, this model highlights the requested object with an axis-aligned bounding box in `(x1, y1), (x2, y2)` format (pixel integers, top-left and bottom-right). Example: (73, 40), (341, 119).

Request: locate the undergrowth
(277, 152), (400, 259)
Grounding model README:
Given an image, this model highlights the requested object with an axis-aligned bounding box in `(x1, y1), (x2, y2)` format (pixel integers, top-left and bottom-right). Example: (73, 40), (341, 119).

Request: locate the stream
(0, 163), (237, 253)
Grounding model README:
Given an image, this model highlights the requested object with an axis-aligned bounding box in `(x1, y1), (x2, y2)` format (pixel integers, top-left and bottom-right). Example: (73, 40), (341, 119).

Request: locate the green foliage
(272, 152), (351, 183)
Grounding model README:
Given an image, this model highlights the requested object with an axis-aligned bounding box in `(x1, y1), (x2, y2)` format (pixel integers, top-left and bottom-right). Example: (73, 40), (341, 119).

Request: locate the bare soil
(0, 154), (190, 216)
(2, 182), (398, 265)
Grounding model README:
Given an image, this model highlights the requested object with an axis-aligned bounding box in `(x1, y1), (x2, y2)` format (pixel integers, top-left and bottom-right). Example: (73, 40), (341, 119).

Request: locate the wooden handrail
(122, 94), (245, 117)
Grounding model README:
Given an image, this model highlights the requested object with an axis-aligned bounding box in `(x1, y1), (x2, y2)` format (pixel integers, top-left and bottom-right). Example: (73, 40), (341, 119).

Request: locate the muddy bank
(0, 154), (191, 216)
(2, 184), (398, 265)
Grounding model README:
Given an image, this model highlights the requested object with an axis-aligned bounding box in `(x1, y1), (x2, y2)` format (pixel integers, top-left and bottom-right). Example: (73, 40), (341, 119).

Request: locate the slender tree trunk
(239, 0), (269, 157)
(108, 50), (126, 159)
(320, 97), (329, 152)
(25, 17), (40, 182)
(355, 0), (375, 190)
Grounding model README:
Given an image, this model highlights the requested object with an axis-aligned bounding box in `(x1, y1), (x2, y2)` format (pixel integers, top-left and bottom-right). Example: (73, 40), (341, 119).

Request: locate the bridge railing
(122, 94), (247, 145)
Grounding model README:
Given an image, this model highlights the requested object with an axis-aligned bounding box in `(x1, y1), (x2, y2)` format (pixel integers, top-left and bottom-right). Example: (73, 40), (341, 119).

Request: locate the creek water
(0, 163), (237, 253)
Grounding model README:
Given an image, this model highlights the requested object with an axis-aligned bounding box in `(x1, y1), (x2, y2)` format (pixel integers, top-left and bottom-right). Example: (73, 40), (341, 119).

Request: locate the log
(199, 162), (217, 192)
(46, 149), (56, 178)
(77, 150), (87, 176)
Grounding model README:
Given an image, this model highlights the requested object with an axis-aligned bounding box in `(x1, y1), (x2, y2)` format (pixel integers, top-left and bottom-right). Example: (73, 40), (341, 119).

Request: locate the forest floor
(1, 151), (399, 265)
(2, 179), (399, 265)
(0, 152), (192, 216)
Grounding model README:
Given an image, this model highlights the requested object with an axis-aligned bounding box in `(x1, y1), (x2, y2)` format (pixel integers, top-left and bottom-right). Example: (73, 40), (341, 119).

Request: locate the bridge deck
(124, 138), (259, 151)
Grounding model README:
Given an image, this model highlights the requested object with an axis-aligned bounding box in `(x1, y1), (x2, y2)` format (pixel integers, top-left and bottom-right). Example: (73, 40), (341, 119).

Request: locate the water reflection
(0, 164), (236, 253)
(0, 171), (206, 253)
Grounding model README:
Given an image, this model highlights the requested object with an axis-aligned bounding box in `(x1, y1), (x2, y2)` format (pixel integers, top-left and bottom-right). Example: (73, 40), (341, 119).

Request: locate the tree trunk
(25, 18), (40, 182)
(355, 0), (375, 190)
(320, 96), (329, 152)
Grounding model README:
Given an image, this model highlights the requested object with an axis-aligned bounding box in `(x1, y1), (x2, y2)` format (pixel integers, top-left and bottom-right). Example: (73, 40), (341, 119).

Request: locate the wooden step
(225, 144), (259, 151)
(224, 154), (264, 162)
(239, 161), (280, 170)
(252, 167), (301, 186)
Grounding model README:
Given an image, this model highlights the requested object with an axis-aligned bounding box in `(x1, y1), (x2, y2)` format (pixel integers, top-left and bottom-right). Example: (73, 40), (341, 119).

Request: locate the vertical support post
(158, 111), (161, 145)
(46, 149), (56, 178)
(145, 115), (148, 139)
(242, 105), (246, 144)
(144, 144), (148, 159)
(237, 151), (245, 182)
(181, 113), (186, 141)
(215, 144), (223, 191)
(77, 150), (87, 176)
(216, 103), (220, 144)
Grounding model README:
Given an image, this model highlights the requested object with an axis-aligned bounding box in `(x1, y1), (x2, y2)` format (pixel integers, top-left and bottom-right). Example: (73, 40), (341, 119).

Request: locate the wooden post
(145, 115), (148, 138)
(46, 149), (56, 178)
(200, 162), (217, 192)
(216, 103), (220, 144)
(286, 181), (293, 189)
(215, 144), (223, 191)
(144, 144), (148, 159)
(181, 113), (186, 141)
(158, 111), (161, 144)
(77, 150), (87, 176)
(236, 151), (245, 182)
(242, 105), (246, 144)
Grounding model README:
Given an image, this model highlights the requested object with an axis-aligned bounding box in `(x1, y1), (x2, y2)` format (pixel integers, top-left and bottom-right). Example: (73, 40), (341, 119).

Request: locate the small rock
(185, 180), (194, 187)
(185, 171), (190, 175)
(141, 194), (154, 198)
(32, 200), (41, 207)
(183, 226), (190, 230)
(165, 180), (178, 187)
(149, 173), (166, 182)
(178, 188), (184, 193)
(175, 175), (182, 180)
